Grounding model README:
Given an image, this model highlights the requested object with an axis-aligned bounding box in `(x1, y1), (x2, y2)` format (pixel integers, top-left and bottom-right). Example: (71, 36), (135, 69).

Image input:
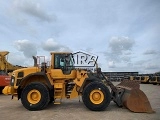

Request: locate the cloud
(0, 0), (159, 74)
(109, 36), (135, 55)
(134, 60), (147, 66)
(133, 59), (160, 73)
(145, 63), (159, 70)
(14, 39), (37, 58)
(121, 56), (131, 62)
(41, 38), (72, 52)
(104, 36), (135, 63)
(7, 52), (26, 66)
(143, 49), (157, 55)
(12, 0), (55, 22)
(8, 52), (34, 67)
(108, 61), (115, 68)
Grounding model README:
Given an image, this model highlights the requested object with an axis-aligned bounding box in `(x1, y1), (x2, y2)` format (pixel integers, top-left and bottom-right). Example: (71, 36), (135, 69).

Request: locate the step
(54, 102), (61, 104)
(55, 90), (63, 92)
(55, 96), (62, 98)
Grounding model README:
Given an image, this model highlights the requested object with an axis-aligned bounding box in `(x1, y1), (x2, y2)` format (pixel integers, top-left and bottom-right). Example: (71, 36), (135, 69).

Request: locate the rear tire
(153, 83), (157, 85)
(82, 81), (111, 111)
(21, 82), (50, 111)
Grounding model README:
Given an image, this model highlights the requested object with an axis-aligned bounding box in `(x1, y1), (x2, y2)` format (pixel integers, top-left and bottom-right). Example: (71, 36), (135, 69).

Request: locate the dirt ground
(0, 82), (160, 120)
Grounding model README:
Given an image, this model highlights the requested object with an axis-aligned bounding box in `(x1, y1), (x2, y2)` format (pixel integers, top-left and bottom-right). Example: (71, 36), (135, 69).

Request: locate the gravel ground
(0, 82), (160, 120)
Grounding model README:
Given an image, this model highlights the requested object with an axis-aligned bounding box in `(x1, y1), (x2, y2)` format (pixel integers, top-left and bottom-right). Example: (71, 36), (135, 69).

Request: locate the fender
(79, 72), (102, 93)
(86, 72), (102, 82)
(17, 72), (53, 99)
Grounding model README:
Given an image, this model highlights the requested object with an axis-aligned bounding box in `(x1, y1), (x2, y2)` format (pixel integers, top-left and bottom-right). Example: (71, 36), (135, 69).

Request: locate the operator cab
(51, 52), (75, 74)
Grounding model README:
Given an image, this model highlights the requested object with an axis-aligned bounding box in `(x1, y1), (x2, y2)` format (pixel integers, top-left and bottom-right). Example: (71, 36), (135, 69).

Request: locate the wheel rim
(27, 89), (41, 104)
(90, 89), (104, 104)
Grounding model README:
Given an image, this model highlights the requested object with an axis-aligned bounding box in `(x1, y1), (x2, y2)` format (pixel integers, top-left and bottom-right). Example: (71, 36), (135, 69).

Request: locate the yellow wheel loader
(3, 52), (154, 113)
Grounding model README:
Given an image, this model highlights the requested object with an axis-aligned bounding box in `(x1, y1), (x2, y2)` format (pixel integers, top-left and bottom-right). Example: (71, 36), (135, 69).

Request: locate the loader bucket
(116, 80), (154, 113)
(121, 88), (154, 113)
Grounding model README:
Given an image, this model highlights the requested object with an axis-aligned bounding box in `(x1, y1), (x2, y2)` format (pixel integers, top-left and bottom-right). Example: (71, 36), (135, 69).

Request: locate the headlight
(10, 76), (15, 86)
(11, 78), (14, 83)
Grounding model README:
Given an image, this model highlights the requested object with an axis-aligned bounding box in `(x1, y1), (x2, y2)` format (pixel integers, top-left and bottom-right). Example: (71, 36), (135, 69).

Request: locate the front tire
(0, 87), (3, 94)
(82, 81), (111, 111)
(21, 82), (50, 111)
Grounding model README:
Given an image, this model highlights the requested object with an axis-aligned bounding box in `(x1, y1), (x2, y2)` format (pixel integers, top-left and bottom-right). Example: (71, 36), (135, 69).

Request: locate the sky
(0, 0), (160, 74)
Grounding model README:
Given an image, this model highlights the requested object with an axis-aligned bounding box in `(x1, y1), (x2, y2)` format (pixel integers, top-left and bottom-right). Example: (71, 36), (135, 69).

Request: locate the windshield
(65, 54), (74, 69)
(54, 53), (74, 72)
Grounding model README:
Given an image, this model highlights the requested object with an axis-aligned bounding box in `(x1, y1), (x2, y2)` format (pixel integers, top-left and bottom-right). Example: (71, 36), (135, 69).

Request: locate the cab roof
(50, 52), (72, 55)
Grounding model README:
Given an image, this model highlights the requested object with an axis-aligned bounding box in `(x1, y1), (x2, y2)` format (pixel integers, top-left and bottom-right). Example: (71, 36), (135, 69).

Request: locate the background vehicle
(140, 76), (150, 83)
(129, 75), (152, 84)
(129, 76), (135, 81)
(0, 71), (10, 93)
(149, 76), (160, 85)
(0, 51), (25, 93)
(3, 52), (154, 113)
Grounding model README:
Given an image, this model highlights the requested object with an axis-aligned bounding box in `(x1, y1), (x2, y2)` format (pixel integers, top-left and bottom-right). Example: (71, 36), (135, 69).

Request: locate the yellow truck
(130, 75), (151, 83)
(0, 51), (25, 93)
(149, 76), (160, 85)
